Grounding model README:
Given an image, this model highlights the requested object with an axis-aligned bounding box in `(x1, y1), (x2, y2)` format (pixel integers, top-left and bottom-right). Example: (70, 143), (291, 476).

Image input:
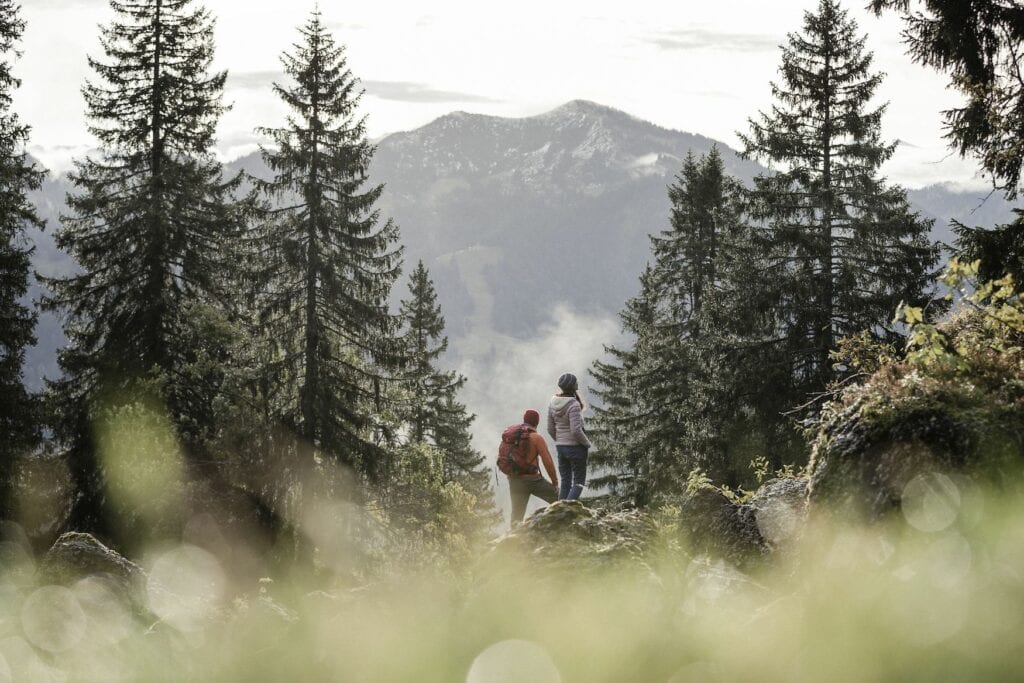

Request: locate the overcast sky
(17, 0), (983, 188)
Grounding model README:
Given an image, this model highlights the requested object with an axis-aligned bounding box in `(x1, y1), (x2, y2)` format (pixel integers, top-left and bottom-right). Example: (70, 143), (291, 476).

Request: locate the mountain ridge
(23, 100), (1020, 392)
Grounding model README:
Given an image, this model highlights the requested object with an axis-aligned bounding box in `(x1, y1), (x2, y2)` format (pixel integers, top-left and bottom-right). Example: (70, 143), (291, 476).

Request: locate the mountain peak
(553, 99), (610, 112)
(538, 99), (633, 121)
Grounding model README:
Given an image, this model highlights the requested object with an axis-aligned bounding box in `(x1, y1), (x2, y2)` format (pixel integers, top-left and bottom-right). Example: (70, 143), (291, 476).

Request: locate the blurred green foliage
(1, 482), (1023, 681)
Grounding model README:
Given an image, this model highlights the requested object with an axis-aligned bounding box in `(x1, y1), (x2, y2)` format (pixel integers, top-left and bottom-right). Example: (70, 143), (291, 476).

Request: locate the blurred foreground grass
(2, 482), (1024, 682)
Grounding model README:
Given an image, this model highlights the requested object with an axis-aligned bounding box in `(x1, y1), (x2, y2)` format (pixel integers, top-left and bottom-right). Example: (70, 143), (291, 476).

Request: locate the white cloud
(28, 144), (92, 176)
(645, 28), (780, 53)
(14, 0), (985, 188)
(882, 144), (991, 191)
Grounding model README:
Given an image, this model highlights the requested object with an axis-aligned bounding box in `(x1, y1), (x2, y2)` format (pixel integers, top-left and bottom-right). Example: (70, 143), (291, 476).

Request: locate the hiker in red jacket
(505, 409), (559, 527)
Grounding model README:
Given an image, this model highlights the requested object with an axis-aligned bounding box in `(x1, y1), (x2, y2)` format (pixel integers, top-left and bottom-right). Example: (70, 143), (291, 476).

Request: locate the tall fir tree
(740, 0), (938, 417)
(592, 149), (761, 498)
(396, 261), (488, 500)
(254, 10), (401, 480)
(42, 0), (245, 534)
(0, 0), (42, 520)
(651, 147), (788, 485)
(870, 0), (1024, 199)
(590, 265), (669, 503)
(871, 1), (1024, 285)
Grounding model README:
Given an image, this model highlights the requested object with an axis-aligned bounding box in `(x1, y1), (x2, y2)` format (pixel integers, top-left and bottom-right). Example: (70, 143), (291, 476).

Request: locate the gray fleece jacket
(547, 395), (592, 448)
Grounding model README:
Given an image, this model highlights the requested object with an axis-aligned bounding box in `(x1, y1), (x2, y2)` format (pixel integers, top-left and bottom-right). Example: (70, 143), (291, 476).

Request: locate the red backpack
(497, 424), (538, 476)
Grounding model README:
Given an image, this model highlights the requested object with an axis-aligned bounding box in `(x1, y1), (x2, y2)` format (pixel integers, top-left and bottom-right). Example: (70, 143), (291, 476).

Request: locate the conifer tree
(654, 149), (742, 339)
(870, 0), (1024, 199)
(592, 149), (760, 497)
(590, 266), (667, 503)
(740, 0), (938, 414)
(42, 0), (245, 533)
(953, 211), (1024, 284)
(652, 148), (787, 485)
(870, 1), (1024, 283)
(397, 261), (487, 498)
(254, 10), (401, 480)
(0, 0), (42, 519)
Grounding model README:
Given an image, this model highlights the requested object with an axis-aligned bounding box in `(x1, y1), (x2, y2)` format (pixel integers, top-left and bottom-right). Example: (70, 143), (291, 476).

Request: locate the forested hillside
(24, 106), (1018, 391)
(2, 0), (1024, 680)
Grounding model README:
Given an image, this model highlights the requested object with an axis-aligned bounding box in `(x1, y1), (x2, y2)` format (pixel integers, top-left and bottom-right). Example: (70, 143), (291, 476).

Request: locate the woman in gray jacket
(547, 372), (592, 500)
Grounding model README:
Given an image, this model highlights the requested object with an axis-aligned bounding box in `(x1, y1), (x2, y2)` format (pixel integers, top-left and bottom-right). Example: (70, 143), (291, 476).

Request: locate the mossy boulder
(809, 308), (1024, 518)
(679, 485), (766, 568)
(38, 532), (144, 589)
(679, 477), (807, 569)
(744, 477), (808, 549)
(489, 501), (657, 570)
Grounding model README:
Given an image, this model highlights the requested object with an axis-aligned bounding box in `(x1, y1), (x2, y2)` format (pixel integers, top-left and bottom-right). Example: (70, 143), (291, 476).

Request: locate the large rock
(38, 532), (144, 591)
(679, 485), (767, 569)
(743, 477), (808, 549)
(808, 405), (973, 517)
(489, 501), (656, 569)
(678, 477), (809, 568)
(807, 308), (1024, 519)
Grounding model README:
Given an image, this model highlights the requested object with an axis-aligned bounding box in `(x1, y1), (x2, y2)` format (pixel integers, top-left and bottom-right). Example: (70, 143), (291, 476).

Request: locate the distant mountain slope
(26, 101), (1021, 390)
(907, 183), (1018, 249)
(23, 170), (74, 391)
(388, 102), (761, 337)
(368, 100), (1015, 343)
(227, 100), (767, 343)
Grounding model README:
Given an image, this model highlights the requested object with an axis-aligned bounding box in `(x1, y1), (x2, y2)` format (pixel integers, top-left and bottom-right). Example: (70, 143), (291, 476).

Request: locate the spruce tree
(42, 0), (244, 534)
(254, 10), (401, 480)
(397, 261), (488, 499)
(651, 147), (785, 485)
(592, 150), (760, 497)
(0, 0), (42, 520)
(870, 0), (1024, 198)
(870, 1), (1024, 283)
(653, 149), (742, 339)
(740, 0), (938, 415)
(953, 211), (1024, 284)
(590, 266), (667, 503)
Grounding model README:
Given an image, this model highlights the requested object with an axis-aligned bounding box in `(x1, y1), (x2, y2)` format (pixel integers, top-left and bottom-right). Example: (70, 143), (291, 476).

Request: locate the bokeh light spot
(902, 473), (960, 532)
(466, 639), (561, 683)
(20, 586), (87, 653)
(74, 576), (134, 645)
(147, 545), (226, 631)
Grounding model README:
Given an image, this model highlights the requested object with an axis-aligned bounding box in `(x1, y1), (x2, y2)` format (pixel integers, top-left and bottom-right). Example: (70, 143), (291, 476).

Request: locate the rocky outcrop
(808, 406), (973, 517)
(808, 309), (1024, 519)
(489, 501), (656, 570)
(679, 485), (766, 568)
(678, 477), (808, 569)
(744, 477), (808, 549)
(490, 481), (810, 575)
(38, 532), (144, 590)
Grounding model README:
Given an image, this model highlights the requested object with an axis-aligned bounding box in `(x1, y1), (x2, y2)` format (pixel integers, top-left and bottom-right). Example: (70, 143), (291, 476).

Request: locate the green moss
(810, 304), (1024, 516)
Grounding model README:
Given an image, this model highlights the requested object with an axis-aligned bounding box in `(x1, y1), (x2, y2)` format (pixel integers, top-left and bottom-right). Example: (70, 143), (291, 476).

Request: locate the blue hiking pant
(556, 445), (588, 500)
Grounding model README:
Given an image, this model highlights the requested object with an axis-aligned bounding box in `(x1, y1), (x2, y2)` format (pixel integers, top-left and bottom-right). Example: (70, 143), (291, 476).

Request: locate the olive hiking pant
(508, 475), (557, 527)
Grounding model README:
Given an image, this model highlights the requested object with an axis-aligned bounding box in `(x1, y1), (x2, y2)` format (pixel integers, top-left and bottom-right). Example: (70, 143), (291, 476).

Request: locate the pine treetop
(251, 9), (401, 476)
(741, 0), (893, 179)
(85, 0), (226, 158)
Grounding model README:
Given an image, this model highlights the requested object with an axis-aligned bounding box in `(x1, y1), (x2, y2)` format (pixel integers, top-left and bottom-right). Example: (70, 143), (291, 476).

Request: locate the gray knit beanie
(557, 373), (578, 393)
